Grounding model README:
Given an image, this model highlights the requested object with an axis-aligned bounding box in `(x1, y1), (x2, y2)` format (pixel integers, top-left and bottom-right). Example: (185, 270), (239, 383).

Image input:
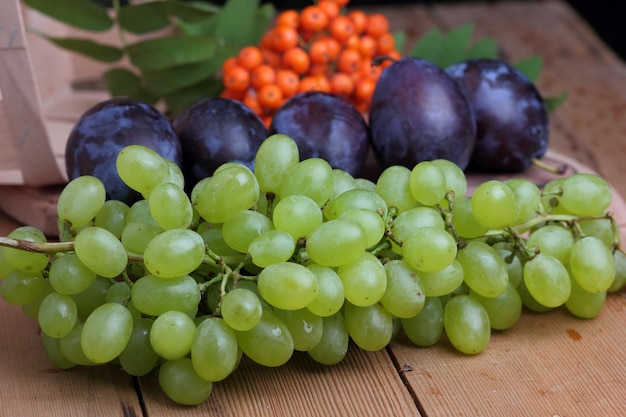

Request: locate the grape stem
(0, 237), (74, 254)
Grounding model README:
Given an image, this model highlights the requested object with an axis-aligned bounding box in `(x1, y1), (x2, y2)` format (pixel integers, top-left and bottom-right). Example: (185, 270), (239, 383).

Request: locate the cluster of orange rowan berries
(220, 0), (402, 126)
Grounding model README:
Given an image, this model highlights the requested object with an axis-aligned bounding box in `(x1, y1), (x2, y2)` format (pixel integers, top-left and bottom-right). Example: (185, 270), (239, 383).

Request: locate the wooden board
(1, 1), (626, 417)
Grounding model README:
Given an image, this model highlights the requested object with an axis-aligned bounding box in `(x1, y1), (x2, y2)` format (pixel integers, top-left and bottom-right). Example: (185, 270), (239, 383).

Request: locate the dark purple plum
(368, 57), (476, 170)
(173, 97), (268, 188)
(268, 91), (369, 176)
(65, 98), (182, 204)
(445, 58), (549, 172)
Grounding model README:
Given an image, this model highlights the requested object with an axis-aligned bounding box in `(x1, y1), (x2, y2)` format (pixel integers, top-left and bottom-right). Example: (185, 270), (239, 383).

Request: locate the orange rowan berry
(330, 72), (355, 96)
(324, 37), (341, 61)
(276, 69), (300, 97)
(223, 65), (250, 92)
(376, 32), (395, 54)
(262, 115), (273, 129)
(299, 5), (329, 32)
(298, 76), (319, 93)
(358, 35), (377, 58)
(347, 10), (367, 35)
(271, 25), (299, 52)
(318, 0), (340, 20)
(314, 74), (332, 93)
(282, 47), (310, 75)
(337, 47), (362, 74)
(237, 46), (263, 71)
(308, 63), (330, 77)
(329, 0), (350, 7)
(365, 13), (389, 38)
(353, 77), (376, 104)
(261, 48), (282, 67)
(259, 31), (274, 50)
(329, 16), (355, 44)
(220, 88), (245, 101)
(251, 64), (276, 90)
(344, 34), (360, 50)
(243, 92), (263, 116)
(359, 61), (382, 81)
(309, 39), (332, 64)
(258, 84), (284, 111)
(221, 56), (238, 75)
(276, 9), (299, 28)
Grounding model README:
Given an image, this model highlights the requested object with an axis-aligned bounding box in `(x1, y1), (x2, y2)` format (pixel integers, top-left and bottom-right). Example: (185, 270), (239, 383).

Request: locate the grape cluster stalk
(0, 134), (624, 406)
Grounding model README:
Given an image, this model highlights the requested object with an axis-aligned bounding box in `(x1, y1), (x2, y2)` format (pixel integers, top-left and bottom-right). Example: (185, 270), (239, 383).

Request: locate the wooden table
(1, 1), (625, 416)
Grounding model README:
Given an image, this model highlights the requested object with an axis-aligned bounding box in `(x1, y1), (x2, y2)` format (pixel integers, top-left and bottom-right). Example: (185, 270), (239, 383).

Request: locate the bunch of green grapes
(1, 134), (624, 406)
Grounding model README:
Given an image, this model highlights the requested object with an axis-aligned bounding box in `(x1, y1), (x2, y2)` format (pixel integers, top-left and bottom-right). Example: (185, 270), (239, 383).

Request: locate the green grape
(402, 227), (457, 273)
(59, 323), (98, 366)
(149, 182), (193, 230)
(457, 241), (509, 298)
(116, 145), (169, 196)
(330, 168), (357, 200)
(150, 310), (196, 360)
(105, 281), (131, 304)
(469, 283), (522, 330)
(324, 188), (388, 220)
(21, 280), (53, 320)
(379, 260), (425, 318)
(190, 177), (211, 205)
(94, 200), (129, 238)
(143, 228), (205, 278)
(38, 292), (78, 338)
(418, 259), (464, 297)
(131, 274), (201, 316)
(71, 276), (112, 322)
(197, 224), (241, 257)
(443, 294), (490, 354)
(274, 308), (324, 351)
(308, 312), (349, 365)
(504, 178), (541, 225)
(221, 210), (274, 253)
(74, 226), (128, 278)
(81, 302), (133, 363)
(272, 195), (323, 241)
(121, 222), (163, 254)
(565, 274), (607, 319)
(159, 358), (213, 406)
(164, 158), (185, 190)
(451, 197), (488, 239)
(375, 165), (417, 213)
(517, 278), (553, 313)
(119, 318), (159, 376)
(306, 264), (345, 317)
(608, 249), (626, 293)
(526, 224), (575, 265)
(492, 242), (524, 288)
(401, 296), (443, 347)
(337, 252), (387, 307)
(280, 158), (334, 207)
(248, 230), (295, 267)
(0, 270), (45, 305)
(48, 253), (96, 295)
(559, 173), (612, 216)
(306, 219), (367, 267)
(3, 226), (49, 273)
(431, 159), (467, 200)
(254, 133), (300, 193)
(344, 302), (393, 351)
(257, 262), (319, 310)
(41, 332), (76, 369)
(578, 218), (616, 248)
(195, 164), (260, 223)
(471, 180), (520, 230)
(191, 317), (239, 382)
(523, 253), (571, 307)
(409, 160), (447, 206)
(235, 308), (294, 367)
(354, 177), (377, 192)
(57, 175), (106, 227)
(0, 248), (15, 279)
(220, 288), (263, 331)
(338, 208), (385, 248)
(390, 207), (445, 254)
(569, 236), (615, 293)
(126, 199), (160, 227)
(540, 178), (567, 213)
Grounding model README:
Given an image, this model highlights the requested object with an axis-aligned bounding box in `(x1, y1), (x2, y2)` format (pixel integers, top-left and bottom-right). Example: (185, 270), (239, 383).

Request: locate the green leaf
(438, 23), (475, 68)
(143, 60), (218, 95)
(176, 15), (220, 37)
(242, 3), (276, 48)
(126, 36), (217, 71)
(467, 37), (498, 60)
(393, 31), (407, 55)
(37, 34), (123, 62)
(213, 0), (262, 48)
(544, 91), (568, 113)
(23, 0), (113, 32)
(103, 68), (141, 96)
(164, 78), (224, 117)
(117, 2), (170, 34)
(514, 55), (543, 83)
(409, 28), (443, 62)
(163, 1), (221, 22)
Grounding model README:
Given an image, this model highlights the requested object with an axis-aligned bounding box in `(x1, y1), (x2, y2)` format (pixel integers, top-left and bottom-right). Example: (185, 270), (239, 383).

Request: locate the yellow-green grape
(337, 252), (387, 307)
(3, 226), (49, 273)
(306, 264), (345, 317)
(148, 182), (193, 230)
(48, 253), (97, 295)
(221, 210), (274, 254)
(273, 194), (323, 241)
(390, 206), (445, 254)
(569, 236), (616, 293)
(81, 302), (133, 363)
(253, 133), (300, 193)
(523, 253), (571, 307)
(565, 274), (607, 319)
(235, 308), (294, 367)
(469, 283), (522, 330)
(94, 200), (129, 238)
(379, 260), (425, 318)
(375, 165), (417, 213)
(504, 178), (541, 225)
(143, 228), (205, 278)
(57, 175), (106, 227)
(37, 292), (78, 338)
(71, 276), (112, 322)
(74, 226), (128, 278)
(158, 358), (213, 406)
(131, 274), (201, 316)
(338, 208), (385, 248)
(280, 158), (334, 207)
(443, 294), (491, 355)
(191, 317), (239, 382)
(330, 168), (357, 200)
(1, 270), (45, 305)
(608, 249), (626, 293)
(417, 259), (464, 297)
(119, 318), (159, 377)
(402, 227), (457, 273)
(409, 160), (447, 206)
(308, 312), (349, 365)
(471, 180), (520, 230)
(248, 230), (296, 268)
(220, 288), (263, 331)
(59, 323), (98, 366)
(401, 296), (444, 347)
(324, 188), (388, 220)
(431, 159), (467, 200)
(526, 224), (575, 265)
(116, 144), (169, 196)
(41, 332), (76, 370)
(559, 173), (612, 216)
(257, 262), (319, 310)
(273, 308), (323, 351)
(306, 219), (368, 267)
(451, 197), (488, 239)
(344, 301), (393, 352)
(150, 310), (196, 360)
(457, 241), (509, 298)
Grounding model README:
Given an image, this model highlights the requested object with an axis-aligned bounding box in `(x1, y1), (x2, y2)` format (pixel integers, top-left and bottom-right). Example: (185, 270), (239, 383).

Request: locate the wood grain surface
(1, 1), (625, 416)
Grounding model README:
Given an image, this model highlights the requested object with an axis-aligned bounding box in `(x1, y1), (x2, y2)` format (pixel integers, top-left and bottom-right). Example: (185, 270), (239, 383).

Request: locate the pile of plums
(65, 57), (549, 203)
